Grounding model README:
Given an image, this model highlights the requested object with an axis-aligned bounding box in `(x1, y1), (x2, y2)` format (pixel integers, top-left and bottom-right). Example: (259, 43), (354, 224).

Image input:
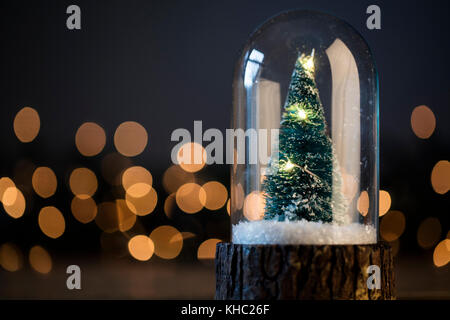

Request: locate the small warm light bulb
(284, 160), (295, 171)
(303, 57), (314, 72)
(298, 109), (307, 120)
(300, 49), (315, 73)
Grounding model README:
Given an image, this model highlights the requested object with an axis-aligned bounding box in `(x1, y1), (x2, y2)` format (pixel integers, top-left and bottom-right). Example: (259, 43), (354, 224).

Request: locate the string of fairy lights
(0, 97), (449, 274)
(0, 110), (227, 273)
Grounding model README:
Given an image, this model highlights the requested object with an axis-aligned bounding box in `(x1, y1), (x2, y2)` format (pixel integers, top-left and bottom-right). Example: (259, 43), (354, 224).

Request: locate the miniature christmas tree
(263, 51), (346, 223)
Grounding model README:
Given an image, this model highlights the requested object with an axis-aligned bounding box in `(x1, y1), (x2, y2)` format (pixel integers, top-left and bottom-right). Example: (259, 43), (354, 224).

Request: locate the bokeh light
(0, 177), (15, 201)
(417, 217), (442, 249)
(357, 190), (392, 217)
(357, 190), (369, 216)
(75, 122), (106, 157)
(226, 199), (230, 215)
(433, 239), (450, 267)
(411, 105), (436, 139)
(2, 187), (18, 206)
(431, 160), (450, 194)
(176, 183), (206, 214)
(29, 245), (52, 274)
(197, 238), (221, 260)
(32, 167), (57, 198)
(2, 187), (26, 219)
(38, 206), (66, 239)
(177, 142), (206, 173)
(162, 165), (195, 194)
(13, 107), (40, 143)
(71, 196), (98, 224)
(150, 226), (183, 260)
(380, 210), (406, 242)
(164, 193), (176, 219)
(0, 243), (23, 272)
(122, 166), (153, 197)
(128, 235), (155, 261)
(69, 167), (98, 199)
(233, 183), (245, 210)
(202, 181), (228, 211)
(243, 191), (265, 221)
(125, 188), (158, 216)
(379, 190), (391, 217)
(114, 121), (148, 157)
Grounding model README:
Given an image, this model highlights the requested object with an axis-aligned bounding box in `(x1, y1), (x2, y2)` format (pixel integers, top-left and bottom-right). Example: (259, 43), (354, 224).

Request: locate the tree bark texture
(215, 242), (395, 300)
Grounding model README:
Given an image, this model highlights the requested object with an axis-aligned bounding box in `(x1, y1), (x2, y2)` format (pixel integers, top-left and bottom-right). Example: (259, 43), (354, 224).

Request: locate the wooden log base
(215, 242), (395, 300)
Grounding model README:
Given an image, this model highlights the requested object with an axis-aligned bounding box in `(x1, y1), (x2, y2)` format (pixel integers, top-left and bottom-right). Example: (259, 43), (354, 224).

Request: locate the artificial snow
(233, 220), (376, 245)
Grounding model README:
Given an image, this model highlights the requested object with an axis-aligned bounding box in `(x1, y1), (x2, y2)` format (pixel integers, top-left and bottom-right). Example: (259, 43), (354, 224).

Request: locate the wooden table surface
(0, 253), (448, 299)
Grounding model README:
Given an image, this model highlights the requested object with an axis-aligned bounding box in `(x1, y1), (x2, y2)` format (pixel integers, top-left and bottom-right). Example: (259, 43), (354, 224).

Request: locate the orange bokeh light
(411, 105), (436, 139)
(357, 191), (369, 216)
(177, 142), (206, 173)
(122, 166), (153, 197)
(379, 190), (391, 217)
(197, 239), (221, 260)
(128, 235), (155, 261)
(176, 183), (206, 214)
(75, 122), (106, 157)
(38, 206), (66, 239)
(69, 168), (98, 199)
(380, 210), (406, 242)
(29, 246), (52, 274)
(71, 196), (98, 224)
(13, 107), (40, 143)
(114, 121), (148, 157)
(150, 226), (183, 260)
(243, 191), (265, 221)
(431, 160), (450, 195)
(202, 181), (228, 211)
(32, 167), (57, 198)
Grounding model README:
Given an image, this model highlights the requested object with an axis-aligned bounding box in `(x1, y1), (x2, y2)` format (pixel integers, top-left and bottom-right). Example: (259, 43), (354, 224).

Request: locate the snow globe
(231, 10), (378, 244)
(216, 10), (394, 300)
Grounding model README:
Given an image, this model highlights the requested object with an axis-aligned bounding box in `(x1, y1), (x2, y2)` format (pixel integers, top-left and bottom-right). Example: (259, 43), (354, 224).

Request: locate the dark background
(0, 0), (448, 298)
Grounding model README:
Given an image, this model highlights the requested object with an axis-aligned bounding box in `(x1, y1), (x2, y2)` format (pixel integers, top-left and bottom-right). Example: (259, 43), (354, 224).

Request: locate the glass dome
(231, 10), (378, 244)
